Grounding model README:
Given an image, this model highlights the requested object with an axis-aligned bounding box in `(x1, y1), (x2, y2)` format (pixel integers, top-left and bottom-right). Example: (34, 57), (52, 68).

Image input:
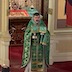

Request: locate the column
(0, 0), (11, 71)
(48, 0), (56, 35)
(48, 0), (56, 65)
(49, 36), (57, 65)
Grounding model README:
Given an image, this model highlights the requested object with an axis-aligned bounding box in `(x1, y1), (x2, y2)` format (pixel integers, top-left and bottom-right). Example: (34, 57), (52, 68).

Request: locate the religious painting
(57, 0), (72, 28)
(8, 0), (39, 17)
(8, 0), (48, 20)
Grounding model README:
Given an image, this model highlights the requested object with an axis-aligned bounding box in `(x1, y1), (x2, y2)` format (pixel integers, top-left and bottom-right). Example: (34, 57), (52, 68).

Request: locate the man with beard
(21, 13), (50, 72)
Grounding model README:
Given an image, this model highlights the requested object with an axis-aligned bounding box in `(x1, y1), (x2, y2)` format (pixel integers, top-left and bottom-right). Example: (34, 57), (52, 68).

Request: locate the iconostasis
(57, 0), (72, 29)
(8, 0), (48, 19)
(9, 0), (38, 17)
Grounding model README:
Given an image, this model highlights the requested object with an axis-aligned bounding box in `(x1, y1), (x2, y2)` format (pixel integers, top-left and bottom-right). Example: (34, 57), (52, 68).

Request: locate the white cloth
(24, 60), (31, 72)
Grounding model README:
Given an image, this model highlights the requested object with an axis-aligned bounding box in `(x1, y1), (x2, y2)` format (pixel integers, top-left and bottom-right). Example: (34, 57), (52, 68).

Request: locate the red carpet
(9, 46), (72, 72)
(9, 46), (24, 72)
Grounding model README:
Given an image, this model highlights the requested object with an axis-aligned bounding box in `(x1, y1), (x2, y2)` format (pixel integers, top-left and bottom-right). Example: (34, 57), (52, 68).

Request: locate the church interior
(0, 0), (72, 72)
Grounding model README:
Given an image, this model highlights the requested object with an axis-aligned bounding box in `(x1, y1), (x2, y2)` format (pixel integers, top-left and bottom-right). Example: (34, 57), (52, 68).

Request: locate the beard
(35, 20), (40, 24)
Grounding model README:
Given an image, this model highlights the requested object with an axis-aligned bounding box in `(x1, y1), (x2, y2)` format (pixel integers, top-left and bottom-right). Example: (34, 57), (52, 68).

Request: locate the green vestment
(22, 19), (50, 72)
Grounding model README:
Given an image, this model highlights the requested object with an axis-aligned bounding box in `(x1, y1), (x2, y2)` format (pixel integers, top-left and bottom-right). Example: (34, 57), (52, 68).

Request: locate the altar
(9, 9), (39, 46)
(9, 17), (31, 46)
(8, 1), (39, 46)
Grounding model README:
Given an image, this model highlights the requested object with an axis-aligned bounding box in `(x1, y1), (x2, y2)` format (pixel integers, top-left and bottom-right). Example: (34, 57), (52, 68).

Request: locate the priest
(21, 13), (50, 72)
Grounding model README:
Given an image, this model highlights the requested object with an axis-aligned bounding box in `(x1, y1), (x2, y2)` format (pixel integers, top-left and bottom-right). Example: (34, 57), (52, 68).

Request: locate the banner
(66, 0), (72, 27)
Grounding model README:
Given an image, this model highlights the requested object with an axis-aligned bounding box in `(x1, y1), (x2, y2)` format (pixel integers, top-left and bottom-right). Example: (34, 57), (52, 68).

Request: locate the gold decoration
(48, 8), (53, 15)
(37, 62), (43, 65)
(37, 69), (43, 71)
(42, 42), (46, 45)
(32, 62), (43, 64)
(31, 68), (43, 71)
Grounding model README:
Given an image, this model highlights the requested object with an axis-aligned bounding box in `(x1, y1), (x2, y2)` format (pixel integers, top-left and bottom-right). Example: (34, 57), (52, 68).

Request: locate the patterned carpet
(9, 46), (72, 72)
